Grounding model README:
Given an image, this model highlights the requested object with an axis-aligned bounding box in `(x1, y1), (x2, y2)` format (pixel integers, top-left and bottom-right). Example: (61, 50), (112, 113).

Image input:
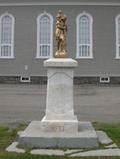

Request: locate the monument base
(19, 121), (99, 148)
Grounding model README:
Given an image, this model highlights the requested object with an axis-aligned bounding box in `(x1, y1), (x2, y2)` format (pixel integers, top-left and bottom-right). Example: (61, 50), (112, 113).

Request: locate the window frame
(115, 14), (120, 59)
(0, 12), (15, 59)
(36, 12), (53, 59)
(76, 12), (93, 59)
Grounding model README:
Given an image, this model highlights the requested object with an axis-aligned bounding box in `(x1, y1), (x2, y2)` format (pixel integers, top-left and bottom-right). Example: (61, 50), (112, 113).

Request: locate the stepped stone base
(19, 121), (99, 148)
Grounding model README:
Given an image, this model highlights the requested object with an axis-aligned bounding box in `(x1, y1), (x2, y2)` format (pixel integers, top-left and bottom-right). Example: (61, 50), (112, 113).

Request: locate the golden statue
(55, 10), (67, 58)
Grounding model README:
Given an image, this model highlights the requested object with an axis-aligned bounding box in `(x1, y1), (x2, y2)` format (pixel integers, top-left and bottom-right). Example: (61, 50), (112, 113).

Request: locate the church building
(0, 0), (120, 84)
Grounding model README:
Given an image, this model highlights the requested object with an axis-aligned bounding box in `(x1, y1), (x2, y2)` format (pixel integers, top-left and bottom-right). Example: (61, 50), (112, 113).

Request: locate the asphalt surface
(0, 84), (120, 125)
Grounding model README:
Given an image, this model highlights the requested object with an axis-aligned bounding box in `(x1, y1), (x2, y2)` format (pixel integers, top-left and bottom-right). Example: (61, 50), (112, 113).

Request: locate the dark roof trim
(0, 1), (120, 6)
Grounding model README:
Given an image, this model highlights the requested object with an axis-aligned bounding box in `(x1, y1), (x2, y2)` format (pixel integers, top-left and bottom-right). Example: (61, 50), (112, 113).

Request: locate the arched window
(37, 12), (53, 58)
(76, 12), (93, 58)
(0, 13), (15, 58)
(116, 15), (120, 58)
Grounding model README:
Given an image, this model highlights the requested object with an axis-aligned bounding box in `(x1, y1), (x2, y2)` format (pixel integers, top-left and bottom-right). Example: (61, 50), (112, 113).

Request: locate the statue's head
(63, 15), (67, 21)
(56, 10), (63, 19)
(58, 10), (62, 15)
(56, 11), (62, 21)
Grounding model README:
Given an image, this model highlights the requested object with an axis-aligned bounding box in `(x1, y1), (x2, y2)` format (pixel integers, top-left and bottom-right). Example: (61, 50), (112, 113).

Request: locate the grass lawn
(94, 122), (120, 148)
(0, 122), (120, 159)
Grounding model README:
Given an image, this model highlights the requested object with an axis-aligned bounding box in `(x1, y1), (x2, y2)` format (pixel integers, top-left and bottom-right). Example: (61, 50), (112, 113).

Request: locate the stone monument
(19, 11), (98, 148)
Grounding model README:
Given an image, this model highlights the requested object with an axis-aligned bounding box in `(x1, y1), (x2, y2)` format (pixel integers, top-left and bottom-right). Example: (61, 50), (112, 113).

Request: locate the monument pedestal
(19, 58), (99, 148)
(42, 58), (78, 133)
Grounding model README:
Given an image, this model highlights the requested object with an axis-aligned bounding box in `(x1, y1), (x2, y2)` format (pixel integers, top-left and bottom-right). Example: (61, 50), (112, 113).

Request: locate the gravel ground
(0, 84), (120, 125)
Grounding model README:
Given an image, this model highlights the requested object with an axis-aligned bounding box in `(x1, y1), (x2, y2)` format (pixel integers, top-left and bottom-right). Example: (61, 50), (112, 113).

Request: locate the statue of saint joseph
(55, 10), (67, 58)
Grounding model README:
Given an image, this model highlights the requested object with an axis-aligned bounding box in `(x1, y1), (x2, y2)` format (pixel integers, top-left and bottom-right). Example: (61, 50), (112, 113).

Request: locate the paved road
(0, 84), (120, 125)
